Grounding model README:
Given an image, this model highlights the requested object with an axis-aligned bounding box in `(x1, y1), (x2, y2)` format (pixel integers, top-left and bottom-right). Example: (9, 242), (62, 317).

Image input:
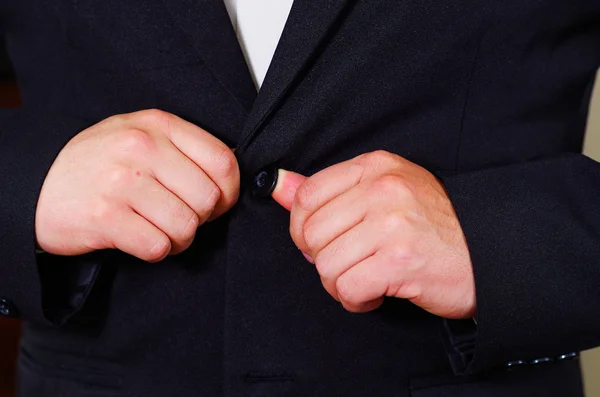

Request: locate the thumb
(271, 169), (307, 211)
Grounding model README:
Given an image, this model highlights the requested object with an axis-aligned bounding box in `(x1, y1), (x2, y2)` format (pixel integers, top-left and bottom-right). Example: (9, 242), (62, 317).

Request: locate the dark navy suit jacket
(0, 0), (599, 395)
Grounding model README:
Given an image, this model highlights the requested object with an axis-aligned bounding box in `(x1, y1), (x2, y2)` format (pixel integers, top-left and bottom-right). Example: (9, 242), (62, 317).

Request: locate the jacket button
(252, 165), (278, 198)
(557, 352), (580, 361)
(506, 360), (528, 370)
(530, 357), (553, 366)
(0, 297), (19, 318)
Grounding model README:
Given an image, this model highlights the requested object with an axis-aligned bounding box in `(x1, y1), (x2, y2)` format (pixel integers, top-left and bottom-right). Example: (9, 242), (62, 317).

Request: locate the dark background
(0, 39), (22, 397)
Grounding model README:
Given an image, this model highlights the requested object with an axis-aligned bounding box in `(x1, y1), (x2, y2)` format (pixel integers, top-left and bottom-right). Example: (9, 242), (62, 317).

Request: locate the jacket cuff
(37, 253), (102, 325)
(0, 109), (99, 325)
(437, 157), (591, 374)
(442, 318), (477, 375)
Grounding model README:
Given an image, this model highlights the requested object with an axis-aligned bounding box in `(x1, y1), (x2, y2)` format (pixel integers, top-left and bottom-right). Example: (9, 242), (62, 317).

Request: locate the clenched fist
(35, 109), (239, 262)
(272, 151), (475, 319)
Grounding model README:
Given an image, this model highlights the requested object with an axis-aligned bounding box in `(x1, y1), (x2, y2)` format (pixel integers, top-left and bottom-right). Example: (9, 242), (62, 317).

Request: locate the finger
(150, 141), (221, 224)
(290, 161), (365, 253)
(126, 175), (198, 254)
(315, 220), (382, 300)
(137, 111), (240, 217)
(107, 209), (171, 263)
(271, 169), (307, 211)
(301, 183), (374, 255)
(335, 253), (390, 313)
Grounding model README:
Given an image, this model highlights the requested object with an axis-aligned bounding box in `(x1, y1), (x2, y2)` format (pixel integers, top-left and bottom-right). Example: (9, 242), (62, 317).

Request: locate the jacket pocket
(18, 345), (123, 397)
(410, 360), (583, 397)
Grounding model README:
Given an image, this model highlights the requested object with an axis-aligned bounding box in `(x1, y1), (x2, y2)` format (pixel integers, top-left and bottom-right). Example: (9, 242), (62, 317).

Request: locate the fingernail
(302, 252), (314, 263)
(271, 169), (307, 212)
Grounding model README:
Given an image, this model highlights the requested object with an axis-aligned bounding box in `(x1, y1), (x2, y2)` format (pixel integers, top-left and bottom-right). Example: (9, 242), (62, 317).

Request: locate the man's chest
(4, 0), (588, 173)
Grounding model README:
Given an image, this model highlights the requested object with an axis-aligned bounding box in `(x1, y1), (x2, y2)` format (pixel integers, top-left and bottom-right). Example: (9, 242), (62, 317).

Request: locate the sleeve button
(0, 297), (19, 318)
(557, 352), (580, 361)
(506, 360), (528, 370)
(530, 357), (553, 366)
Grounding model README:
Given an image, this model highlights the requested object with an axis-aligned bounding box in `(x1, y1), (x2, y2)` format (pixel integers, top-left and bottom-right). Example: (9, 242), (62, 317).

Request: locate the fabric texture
(0, 0), (598, 395)
(0, 109), (99, 326)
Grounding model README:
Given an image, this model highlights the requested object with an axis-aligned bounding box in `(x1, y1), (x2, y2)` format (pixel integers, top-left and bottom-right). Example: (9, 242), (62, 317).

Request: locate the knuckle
(106, 113), (129, 126)
(140, 109), (175, 136)
(212, 146), (239, 181)
(225, 185), (241, 209)
(146, 235), (171, 262)
(385, 244), (414, 264)
(140, 108), (169, 123)
(381, 211), (407, 233)
(376, 149), (397, 161)
(315, 242), (345, 275)
(302, 219), (320, 250)
(314, 254), (334, 280)
(335, 161), (366, 184)
(336, 276), (359, 304)
(197, 184), (221, 220)
(170, 206), (199, 243)
(347, 163), (366, 181)
(388, 280), (422, 300)
(181, 213), (200, 240)
(117, 129), (155, 155)
(205, 184), (222, 209)
(87, 197), (116, 225)
(373, 150), (398, 166)
(294, 180), (318, 211)
(289, 222), (304, 248)
(359, 150), (395, 167)
(372, 175), (410, 197)
(105, 166), (134, 190)
(313, 256), (326, 276)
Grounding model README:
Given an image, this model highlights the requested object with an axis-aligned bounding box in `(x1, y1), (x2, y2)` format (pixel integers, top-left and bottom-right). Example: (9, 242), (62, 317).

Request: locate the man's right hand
(35, 109), (240, 262)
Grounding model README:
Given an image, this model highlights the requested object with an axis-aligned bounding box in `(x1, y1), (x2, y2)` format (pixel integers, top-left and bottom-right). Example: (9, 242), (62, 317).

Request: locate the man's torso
(3, 0), (597, 395)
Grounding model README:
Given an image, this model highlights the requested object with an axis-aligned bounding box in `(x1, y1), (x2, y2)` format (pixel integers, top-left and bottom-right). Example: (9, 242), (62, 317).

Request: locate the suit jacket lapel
(161, 0), (257, 113)
(238, 0), (355, 151)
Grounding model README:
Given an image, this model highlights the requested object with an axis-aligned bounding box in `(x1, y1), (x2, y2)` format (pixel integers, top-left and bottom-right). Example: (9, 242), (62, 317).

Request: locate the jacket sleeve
(0, 109), (102, 326)
(435, 2), (600, 375)
(440, 153), (600, 374)
(444, 154), (600, 373)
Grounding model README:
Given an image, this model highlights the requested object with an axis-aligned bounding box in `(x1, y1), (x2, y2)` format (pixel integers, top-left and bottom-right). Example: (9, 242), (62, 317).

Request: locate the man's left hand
(272, 150), (475, 319)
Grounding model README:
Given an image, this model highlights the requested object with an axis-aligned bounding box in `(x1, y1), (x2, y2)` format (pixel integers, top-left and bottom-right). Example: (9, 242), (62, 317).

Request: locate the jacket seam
(454, 33), (484, 172)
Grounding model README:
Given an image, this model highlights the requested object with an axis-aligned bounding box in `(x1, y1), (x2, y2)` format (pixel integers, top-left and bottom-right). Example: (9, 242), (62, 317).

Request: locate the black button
(530, 357), (553, 366)
(506, 360), (528, 370)
(252, 165), (278, 198)
(0, 297), (18, 318)
(557, 352), (580, 361)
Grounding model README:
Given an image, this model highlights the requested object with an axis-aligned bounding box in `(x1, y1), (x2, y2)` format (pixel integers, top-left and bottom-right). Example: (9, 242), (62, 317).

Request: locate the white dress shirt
(223, 0), (295, 89)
